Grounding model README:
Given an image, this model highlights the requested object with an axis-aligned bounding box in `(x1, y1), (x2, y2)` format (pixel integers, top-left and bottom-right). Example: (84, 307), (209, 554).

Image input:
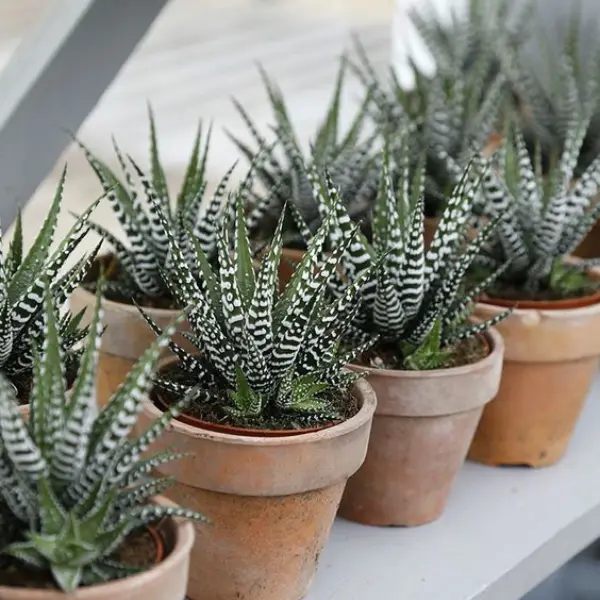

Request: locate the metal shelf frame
(0, 0), (169, 227)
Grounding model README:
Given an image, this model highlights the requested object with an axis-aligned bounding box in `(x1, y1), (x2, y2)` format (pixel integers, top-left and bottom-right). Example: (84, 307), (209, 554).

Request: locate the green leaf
(147, 104), (171, 218)
(38, 477), (67, 536)
(549, 260), (592, 294)
(176, 121), (211, 211)
(187, 227), (222, 319)
(41, 279), (67, 462)
(5, 211), (23, 276)
(402, 319), (453, 370)
(7, 167), (66, 304)
(286, 397), (331, 413)
(4, 541), (46, 569)
(78, 488), (117, 541)
(227, 366), (263, 417)
(51, 564), (83, 593)
(88, 310), (189, 475)
(0, 372), (47, 482)
(312, 57), (345, 164)
(289, 374), (329, 411)
(234, 194), (256, 308)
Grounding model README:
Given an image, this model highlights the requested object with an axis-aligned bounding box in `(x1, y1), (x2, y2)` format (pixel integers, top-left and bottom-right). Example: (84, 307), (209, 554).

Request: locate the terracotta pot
(481, 289), (600, 311)
(70, 257), (191, 408)
(574, 218), (600, 259)
(278, 247), (305, 290)
(468, 290), (600, 467)
(146, 525), (165, 564)
(137, 378), (377, 600)
(0, 496), (194, 600)
(277, 248), (348, 292)
(338, 328), (504, 526)
(424, 217), (438, 249)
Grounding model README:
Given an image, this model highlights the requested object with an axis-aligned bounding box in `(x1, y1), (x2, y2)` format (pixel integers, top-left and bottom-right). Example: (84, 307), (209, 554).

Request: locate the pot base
(165, 480), (344, 600)
(339, 407), (484, 526)
(468, 356), (599, 468)
(340, 329), (503, 527)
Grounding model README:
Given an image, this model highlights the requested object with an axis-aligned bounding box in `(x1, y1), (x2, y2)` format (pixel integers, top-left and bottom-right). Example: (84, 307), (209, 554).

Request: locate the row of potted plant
(0, 113), (596, 599)
(1, 3), (600, 598)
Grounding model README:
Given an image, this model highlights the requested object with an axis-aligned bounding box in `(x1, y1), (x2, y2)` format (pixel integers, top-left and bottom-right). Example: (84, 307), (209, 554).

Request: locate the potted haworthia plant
(71, 108), (236, 406)
(299, 148), (507, 526)
(228, 59), (378, 286)
(467, 121), (600, 468)
(352, 35), (508, 245)
(405, 0), (533, 91)
(500, 16), (600, 257)
(136, 188), (377, 600)
(0, 280), (207, 599)
(0, 170), (100, 404)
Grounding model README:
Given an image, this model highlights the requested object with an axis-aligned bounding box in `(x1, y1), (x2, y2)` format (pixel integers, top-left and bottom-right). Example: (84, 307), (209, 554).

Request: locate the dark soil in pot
(354, 335), (489, 371)
(473, 264), (600, 305)
(0, 526), (164, 590)
(12, 363), (79, 406)
(82, 254), (176, 310)
(151, 361), (359, 436)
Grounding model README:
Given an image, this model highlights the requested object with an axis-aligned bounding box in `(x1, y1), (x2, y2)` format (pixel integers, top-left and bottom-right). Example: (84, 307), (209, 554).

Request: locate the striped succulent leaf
(150, 178), (374, 426)
(229, 60), (378, 248)
(475, 120), (600, 295)
(0, 174), (98, 395)
(407, 0), (533, 80)
(0, 280), (206, 592)
(77, 107), (234, 304)
(503, 13), (600, 177)
(305, 146), (509, 369)
(352, 14), (511, 216)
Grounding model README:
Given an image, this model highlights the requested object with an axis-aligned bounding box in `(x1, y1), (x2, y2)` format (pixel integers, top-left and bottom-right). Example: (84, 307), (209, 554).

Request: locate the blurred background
(2, 0), (600, 598)
(0, 0), (391, 247)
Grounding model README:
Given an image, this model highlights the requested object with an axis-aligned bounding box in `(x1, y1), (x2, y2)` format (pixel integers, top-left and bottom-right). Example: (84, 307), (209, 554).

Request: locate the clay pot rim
(146, 524), (165, 564)
(74, 254), (181, 319)
(145, 376), (377, 447)
(349, 327), (504, 381)
(480, 287), (600, 311)
(0, 495), (194, 598)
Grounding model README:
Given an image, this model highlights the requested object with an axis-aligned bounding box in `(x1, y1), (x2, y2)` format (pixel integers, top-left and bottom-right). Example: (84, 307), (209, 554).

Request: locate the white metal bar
(0, 0), (170, 228)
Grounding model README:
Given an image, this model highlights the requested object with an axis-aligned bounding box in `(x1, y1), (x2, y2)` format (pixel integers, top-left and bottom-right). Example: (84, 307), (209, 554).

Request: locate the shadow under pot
(138, 358), (377, 600)
(338, 328), (504, 527)
(468, 289), (600, 468)
(0, 496), (194, 600)
(70, 254), (192, 407)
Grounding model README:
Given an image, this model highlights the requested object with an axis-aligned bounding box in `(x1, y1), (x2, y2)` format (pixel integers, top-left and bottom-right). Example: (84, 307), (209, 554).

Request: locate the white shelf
(308, 373), (600, 600)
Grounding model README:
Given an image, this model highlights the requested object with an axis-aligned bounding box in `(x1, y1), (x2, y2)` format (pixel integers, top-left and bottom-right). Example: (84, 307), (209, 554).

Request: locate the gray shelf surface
(307, 373), (600, 600)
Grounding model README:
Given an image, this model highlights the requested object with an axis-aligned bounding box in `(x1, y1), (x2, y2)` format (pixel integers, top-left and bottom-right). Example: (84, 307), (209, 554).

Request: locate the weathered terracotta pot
(70, 258), (191, 407)
(278, 247), (305, 290)
(468, 290), (600, 467)
(138, 377), (377, 600)
(0, 496), (194, 600)
(338, 328), (504, 526)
